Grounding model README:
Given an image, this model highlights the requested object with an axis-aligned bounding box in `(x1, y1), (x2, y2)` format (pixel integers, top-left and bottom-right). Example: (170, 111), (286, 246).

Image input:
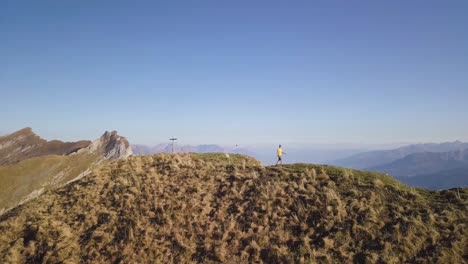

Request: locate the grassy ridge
(0, 153), (466, 263)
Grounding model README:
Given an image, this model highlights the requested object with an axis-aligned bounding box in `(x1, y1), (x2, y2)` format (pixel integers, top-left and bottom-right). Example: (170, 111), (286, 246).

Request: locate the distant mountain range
(331, 141), (468, 190)
(369, 148), (468, 177)
(132, 144), (254, 156)
(331, 141), (468, 169)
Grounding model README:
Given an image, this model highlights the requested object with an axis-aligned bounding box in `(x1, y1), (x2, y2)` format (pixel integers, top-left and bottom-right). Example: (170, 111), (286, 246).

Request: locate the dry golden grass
(0, 153), (466, 263)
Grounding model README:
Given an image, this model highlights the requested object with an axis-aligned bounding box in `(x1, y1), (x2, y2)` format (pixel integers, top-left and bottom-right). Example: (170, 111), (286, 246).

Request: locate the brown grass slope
(0, 128), (91, 165)
(0, 153), (466, 263)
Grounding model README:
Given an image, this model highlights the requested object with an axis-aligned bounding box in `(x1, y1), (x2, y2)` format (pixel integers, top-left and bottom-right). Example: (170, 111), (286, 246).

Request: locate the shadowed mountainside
(0, 128), (91, 165)
(0, 153), (466, 263)
(397, 168), (468, 190)
(368, 148), (468, 190)
(370, 148), (468, 177)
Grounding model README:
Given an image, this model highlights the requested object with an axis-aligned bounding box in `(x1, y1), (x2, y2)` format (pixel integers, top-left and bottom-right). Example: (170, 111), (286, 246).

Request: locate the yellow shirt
(277, 148), (282, 156)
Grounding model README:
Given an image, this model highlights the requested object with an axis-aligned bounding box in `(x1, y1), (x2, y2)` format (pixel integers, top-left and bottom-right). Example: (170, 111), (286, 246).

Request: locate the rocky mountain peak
(0, 127), (39, 146)
(11, 127), (33, 135)
(79, 130), (132, 159)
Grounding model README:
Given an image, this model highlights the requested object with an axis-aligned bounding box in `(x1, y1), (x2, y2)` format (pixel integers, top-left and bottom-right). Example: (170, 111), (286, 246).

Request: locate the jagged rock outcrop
(77, 131), (132, 159)
(0, 128), (91, 165)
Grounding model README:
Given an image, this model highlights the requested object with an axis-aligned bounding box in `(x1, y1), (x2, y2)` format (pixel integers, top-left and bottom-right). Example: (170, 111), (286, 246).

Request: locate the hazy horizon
(2, 1), (468, 145)
(1, 126), (467, 150)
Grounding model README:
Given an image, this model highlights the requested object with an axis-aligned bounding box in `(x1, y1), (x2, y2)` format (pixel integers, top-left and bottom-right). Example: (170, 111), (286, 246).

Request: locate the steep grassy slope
(0, 154), (466, 263)
(0, 153), (98, 213)
(0, 129), (132, 215)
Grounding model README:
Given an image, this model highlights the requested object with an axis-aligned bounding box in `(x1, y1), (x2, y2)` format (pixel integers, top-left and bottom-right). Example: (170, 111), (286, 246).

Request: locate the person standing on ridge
(276, 145), (285, 166)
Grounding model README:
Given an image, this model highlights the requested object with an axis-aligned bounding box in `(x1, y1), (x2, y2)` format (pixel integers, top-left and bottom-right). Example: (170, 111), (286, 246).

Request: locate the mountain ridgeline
(369, 148), (468, 176)
(0, 153), (466, 263)
(332, 141), (468, 170)
(0, 128), (132, 214)
(0, 127), (91, 166)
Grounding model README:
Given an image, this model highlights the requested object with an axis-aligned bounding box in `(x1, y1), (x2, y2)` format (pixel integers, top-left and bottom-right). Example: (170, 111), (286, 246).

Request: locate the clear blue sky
(2, 0), (467, 145)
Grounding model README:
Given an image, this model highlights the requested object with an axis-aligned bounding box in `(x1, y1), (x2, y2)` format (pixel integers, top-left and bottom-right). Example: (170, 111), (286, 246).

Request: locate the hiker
(276, 144), (285, 166)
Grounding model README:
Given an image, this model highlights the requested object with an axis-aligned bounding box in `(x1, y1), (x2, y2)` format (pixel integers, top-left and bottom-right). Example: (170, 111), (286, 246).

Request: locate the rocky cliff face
(78, 131), (132, 159)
